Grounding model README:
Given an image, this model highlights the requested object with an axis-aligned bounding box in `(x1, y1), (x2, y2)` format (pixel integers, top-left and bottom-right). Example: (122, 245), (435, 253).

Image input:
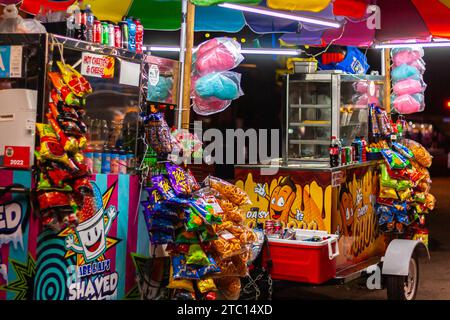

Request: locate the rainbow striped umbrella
(3, 0), (450, 46)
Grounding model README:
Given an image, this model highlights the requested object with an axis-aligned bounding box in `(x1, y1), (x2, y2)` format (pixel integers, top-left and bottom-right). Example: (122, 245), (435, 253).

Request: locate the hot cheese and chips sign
(81, 53), (115, 79)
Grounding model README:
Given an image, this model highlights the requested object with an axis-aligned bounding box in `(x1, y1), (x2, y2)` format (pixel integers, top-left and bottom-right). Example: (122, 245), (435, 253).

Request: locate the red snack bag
(38, 191), (71, 211)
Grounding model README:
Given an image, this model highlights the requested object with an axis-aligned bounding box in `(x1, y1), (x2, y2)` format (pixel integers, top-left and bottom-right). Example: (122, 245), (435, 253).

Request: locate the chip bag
(36, 123), (75, 169)
(206, 176), (250, 206)
(381, 149), (410, 170)
(197, 278), (217, 294)
(172, 254), (200, 280)
(167, 266), (195, 292)
(379, 186), (398, 199)
(197, 255), (221, 278)
(186, 244), (210, 266)
(392, 142), (414, 159)
(404, 139), (432, 168)
(150, 175), (176, 200)
(166, 163), (192, 196)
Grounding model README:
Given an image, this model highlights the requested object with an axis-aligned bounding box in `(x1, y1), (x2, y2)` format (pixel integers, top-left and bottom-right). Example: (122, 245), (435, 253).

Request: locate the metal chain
(268, 274), (273, 300)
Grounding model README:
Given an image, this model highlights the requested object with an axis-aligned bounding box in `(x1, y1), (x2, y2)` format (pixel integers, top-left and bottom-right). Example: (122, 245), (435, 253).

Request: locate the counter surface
(235, 160), (380, 172)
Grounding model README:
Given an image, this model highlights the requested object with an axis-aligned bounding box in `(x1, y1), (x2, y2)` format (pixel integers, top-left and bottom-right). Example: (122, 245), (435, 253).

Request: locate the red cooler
(264, 230), (339, 284)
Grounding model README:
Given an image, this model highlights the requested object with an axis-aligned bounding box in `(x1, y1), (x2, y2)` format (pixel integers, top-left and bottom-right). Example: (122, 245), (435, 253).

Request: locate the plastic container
(263, 229), (339, 284)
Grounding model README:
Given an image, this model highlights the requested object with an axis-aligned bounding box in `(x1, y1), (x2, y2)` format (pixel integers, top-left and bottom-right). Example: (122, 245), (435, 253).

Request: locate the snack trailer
(235, 72), (429, 300)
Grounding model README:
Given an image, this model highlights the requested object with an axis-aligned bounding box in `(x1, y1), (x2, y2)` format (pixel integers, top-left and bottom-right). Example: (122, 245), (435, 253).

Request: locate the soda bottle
(93, 20), (101, 43)
(73, 6), (82, 39)
(101, 144), (111, 174)
(120, 21), (129, 49)
(119, 146), (127, 174)
(78, 9), (87, 40)
(329, 136), (339, 167)
(126, 147), (136, 174)
(126, 17), (136, 52)
(93, 145), (102, 174)
(361, 137), (367, 162)
(114, 25), (122, 48)
(101, 22), (109, 45)
(85, 4), (94, 42)
(134, 18), (144, 54)
(352, 137), (360, 162)
(110, 147), (119, 174)
(108, 23), (115, 47)
(84, 147), (94, 173)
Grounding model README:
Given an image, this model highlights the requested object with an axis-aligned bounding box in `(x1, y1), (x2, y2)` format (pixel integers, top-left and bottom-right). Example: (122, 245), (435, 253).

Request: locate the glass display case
(283, 72), (385, 164)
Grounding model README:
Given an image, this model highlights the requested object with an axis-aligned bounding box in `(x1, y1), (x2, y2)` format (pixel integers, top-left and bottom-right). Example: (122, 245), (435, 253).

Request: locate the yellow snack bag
(197, 278), (217, 294)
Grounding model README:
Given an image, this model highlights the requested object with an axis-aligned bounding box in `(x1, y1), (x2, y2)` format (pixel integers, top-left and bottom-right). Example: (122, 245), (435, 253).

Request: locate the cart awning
(7, 0), (450, 46)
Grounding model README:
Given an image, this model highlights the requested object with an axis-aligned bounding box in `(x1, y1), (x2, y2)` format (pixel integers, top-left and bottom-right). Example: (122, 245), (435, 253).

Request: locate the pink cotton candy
(393, 79), (423, 96)
(393, 94), (421, 114)
(194, 37), (243, 75)
(368, 96), (380, 105)
(393, 50), (417, 66)
(354, 94), (369, 106)
(354, 81), (369, 93)
(192, 94), (231, 116)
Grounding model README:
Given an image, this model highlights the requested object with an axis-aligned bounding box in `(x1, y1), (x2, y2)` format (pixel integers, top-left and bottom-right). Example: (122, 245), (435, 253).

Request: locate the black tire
(386, 252), (419, 300)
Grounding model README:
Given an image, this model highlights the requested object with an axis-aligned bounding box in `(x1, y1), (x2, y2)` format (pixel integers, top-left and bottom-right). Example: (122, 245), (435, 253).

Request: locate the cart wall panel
(0, 170), (149, 300)
(235, 164), (388, 271)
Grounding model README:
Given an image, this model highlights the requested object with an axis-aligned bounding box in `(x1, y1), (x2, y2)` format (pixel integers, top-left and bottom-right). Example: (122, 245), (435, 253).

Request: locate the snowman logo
(65, 206), (117, 263)
(64, 183), (118, 263)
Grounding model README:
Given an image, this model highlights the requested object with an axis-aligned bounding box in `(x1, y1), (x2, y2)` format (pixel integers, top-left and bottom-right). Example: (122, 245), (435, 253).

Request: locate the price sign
(3, 146), (30, 169)
(81, 52), (115, 78)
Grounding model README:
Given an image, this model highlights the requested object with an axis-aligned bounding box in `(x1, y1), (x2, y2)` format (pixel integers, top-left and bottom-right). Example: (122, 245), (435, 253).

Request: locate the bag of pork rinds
(204, 176), (251, 206)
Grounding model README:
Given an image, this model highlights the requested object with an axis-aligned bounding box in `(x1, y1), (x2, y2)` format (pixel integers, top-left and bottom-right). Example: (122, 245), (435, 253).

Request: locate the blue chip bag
(172, 254), (200, 280)
(376, 204), (394, 225)
(151, 175), (176, 200)
(392, 142), (414, 159)
(197, 255), (221, 278)
(149, 231), (174, 245)
(381, 149), (410, 170)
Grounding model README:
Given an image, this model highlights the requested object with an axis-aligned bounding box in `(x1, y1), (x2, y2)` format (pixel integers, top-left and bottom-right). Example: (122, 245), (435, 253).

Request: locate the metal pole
(181, 1), (195, 130)
(176, 0), (188, 130)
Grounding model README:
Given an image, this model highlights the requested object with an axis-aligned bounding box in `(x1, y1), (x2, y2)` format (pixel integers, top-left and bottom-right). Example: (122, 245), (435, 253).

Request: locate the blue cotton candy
(195, 72), (239, 100)
(147, 76), (173, 102)
(391, 64), (420, 82)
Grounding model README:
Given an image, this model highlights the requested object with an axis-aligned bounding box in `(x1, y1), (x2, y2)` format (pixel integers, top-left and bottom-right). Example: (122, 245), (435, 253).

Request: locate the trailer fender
(381, 239), (429, 276)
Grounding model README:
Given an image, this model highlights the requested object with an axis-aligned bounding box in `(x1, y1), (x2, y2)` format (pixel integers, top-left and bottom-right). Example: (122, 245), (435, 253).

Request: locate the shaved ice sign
(0, 201), (23, 250)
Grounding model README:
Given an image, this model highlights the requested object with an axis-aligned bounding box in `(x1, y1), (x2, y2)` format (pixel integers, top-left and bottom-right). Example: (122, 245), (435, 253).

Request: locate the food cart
(0, 33), (179, 300)
(235, 71), (429, 300)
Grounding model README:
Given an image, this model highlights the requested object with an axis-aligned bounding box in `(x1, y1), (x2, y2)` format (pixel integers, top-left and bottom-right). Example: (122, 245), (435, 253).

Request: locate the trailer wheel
(386, 253), (419, 300)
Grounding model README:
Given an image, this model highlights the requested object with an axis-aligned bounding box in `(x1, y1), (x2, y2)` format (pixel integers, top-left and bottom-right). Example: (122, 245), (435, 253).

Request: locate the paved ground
(273, 177), (450, 300)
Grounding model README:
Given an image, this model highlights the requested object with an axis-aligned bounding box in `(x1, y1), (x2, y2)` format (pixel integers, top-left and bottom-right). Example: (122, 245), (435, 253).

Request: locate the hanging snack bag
(197, 255), (221, 278)
(392, 142), (414, 159)
(150, 175), (176, 200)
(186, 169), (201, 192)
(186, 244), (210, 266)
(172, 254), (200, 280)
(381, 149), (410, 170)
(166, 163), (192, 196)
(379, 186), (398, 199)
(36, 123), (75, 169)
(167, 266), (195, 292)
(206, 176), (250, 206)
(380, 164), (398, 189)
(197, 278), (217, 294)
(404, 139), (432, 168)
(145, 112), (173, 156)
(175, 229), (200, 244)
